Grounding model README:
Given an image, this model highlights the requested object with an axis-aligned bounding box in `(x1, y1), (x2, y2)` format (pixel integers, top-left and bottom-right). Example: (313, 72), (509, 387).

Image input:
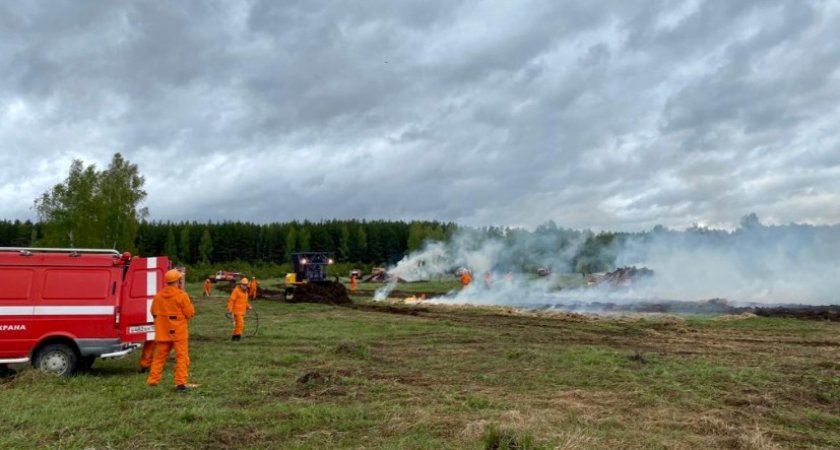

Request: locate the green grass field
(1, 282), (838, 449)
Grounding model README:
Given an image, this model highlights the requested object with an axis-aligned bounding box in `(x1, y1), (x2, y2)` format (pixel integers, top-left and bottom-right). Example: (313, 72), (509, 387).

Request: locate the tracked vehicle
(283, 252), (350, 304)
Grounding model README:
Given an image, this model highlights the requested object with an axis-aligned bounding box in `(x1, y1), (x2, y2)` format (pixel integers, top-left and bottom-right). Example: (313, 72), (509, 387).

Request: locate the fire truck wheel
(284, 287), (295, 301)
(34, 343), (79, 377)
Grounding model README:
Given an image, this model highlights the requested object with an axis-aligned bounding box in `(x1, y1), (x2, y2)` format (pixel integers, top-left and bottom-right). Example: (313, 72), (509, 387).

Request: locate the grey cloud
(1, 0), (839, 231)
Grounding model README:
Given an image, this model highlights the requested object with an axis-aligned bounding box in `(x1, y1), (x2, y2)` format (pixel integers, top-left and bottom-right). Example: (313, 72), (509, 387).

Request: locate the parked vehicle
(212, 270), (244, 284)
(0, 247), (170, 376)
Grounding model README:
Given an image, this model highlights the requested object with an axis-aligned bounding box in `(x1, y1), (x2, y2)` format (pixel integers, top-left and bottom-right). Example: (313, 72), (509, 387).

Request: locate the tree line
(0, 218), (457, 266)
(134, 219), (457, 266)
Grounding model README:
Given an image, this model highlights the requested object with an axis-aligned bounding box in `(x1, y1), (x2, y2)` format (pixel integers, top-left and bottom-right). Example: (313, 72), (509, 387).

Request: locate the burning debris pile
(598, 266), (654, 286)
(364, 267), (407, 283)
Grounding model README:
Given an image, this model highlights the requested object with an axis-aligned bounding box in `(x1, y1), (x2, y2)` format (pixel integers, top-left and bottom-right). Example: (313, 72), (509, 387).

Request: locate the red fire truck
(0, 247), (169, 376)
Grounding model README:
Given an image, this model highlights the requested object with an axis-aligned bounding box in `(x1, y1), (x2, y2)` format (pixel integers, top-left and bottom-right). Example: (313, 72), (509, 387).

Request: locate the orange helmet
(240, 277), (249, 285)
(164, 269), (182, 283)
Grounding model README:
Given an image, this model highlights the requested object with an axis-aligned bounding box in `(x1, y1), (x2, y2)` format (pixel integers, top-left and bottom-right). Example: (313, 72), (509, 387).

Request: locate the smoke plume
(381, 216), (840, 307)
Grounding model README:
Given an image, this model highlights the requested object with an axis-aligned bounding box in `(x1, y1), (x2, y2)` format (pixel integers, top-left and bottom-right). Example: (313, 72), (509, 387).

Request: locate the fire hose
(224, 307), (260, 337)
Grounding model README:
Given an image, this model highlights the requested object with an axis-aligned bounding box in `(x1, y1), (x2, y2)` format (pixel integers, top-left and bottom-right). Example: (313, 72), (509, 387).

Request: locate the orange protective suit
(227, 286), (250, 337)
(139, 341), (155, 369)
(249, 278), (258, 299)
(203, 279), (212, 297)
(149, 340), (190, 385)
(146, 285), (195, 387)
(349, 275), (357, 292)
(460, 272), (472, 287)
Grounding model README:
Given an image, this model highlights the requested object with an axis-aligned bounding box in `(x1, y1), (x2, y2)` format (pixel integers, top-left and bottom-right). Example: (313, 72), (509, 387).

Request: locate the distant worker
(249, 276), (258, 300)
(460, 270), (472, 287)
(227, 278), (252, 341)
(483, 271), (492, 289)
(203, 278), (212, 297)
(349, 274), (358, 293)
(146, 269), (196, 393)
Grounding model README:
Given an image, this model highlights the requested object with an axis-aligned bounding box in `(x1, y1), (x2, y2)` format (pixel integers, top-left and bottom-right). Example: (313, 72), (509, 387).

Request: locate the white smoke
(373, 281), (397, 301)
(378, 218), (840, 306)
(389, 224), (588, 282)
(612, 225), (840, 304)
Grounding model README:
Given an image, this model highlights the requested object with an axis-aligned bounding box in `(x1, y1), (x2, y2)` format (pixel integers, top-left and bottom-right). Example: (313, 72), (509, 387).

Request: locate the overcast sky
(2, 0), (839, 231)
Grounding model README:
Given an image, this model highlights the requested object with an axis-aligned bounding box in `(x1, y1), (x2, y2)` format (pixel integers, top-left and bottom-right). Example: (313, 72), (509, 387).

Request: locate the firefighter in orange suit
(203, 278), (212, 297)
(460, 270), (472, 287)
(228, 278), (251, 341)
(146, 269), (196, 392)
(249, 276), (258, 300)
(349, 274), (358, 293)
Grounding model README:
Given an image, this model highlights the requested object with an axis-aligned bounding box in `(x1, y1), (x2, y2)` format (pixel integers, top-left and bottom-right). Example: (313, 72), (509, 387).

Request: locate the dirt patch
(287, 282), (352, 305)
(296, 370), (333, 385)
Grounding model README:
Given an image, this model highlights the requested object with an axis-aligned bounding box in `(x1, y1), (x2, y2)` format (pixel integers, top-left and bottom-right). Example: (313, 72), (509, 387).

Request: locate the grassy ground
(1, 282), (838, 449)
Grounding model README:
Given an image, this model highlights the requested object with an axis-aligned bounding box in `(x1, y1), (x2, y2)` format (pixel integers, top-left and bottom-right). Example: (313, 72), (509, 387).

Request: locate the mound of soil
(286, 282), (352, 305)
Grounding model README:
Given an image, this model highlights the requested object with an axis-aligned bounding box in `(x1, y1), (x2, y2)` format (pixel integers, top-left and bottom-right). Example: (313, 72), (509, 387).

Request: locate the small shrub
(483, 424), (536, 450)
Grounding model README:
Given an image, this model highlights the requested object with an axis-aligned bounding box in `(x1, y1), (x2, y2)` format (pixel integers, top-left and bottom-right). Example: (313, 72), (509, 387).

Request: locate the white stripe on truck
(0, 307), (34, 315)
(0, 306), (114, 315)
(146, 257), (158, 341)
